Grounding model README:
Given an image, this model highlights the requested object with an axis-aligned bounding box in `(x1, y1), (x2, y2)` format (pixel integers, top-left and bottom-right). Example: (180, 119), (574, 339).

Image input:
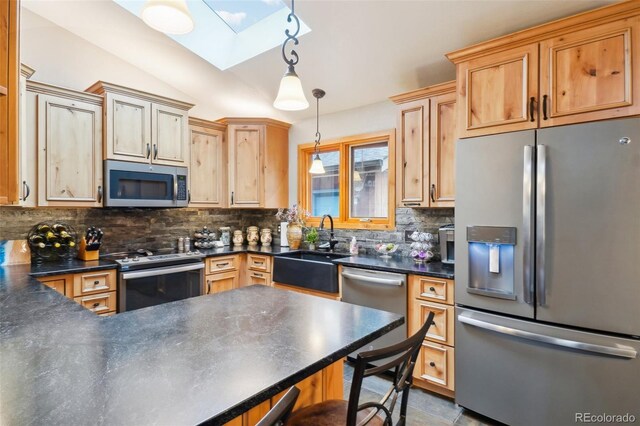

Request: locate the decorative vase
(219, 227), (231, 246)
(232, 230), (244, 247)
(287, 223), (303, 249)
(260, 228), (272, 246)
(247, 226), (259, 246)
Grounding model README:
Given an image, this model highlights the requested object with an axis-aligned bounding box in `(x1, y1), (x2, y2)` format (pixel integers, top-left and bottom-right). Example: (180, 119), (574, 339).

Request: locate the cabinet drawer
(411, 300), (454, 346)
(247, 254), (271, 272)
(74, 292), (116, 314)
(410, 275), (454, 305)
(38, 274), (73, 296)
(417, 342), (454, 391)
(73, 270), (116, 297)
(205, 271), (238, 294)
(248, 270), (270, 286)
(206, 256), (239, 274)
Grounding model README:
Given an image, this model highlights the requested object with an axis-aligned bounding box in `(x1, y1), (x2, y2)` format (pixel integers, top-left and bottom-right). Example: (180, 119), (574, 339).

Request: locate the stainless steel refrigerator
(455, 118), (640, 426)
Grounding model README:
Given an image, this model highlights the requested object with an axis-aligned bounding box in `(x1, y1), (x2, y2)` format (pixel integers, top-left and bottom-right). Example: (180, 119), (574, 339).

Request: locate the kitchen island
(0, 264), (403, 425)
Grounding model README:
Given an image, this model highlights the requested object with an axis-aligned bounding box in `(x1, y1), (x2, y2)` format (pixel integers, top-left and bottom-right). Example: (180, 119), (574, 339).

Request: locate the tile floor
(343, 362), (500, 426)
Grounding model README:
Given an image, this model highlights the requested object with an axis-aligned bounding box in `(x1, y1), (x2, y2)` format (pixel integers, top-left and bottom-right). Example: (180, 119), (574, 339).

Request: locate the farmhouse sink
(272, 251), (350, 293)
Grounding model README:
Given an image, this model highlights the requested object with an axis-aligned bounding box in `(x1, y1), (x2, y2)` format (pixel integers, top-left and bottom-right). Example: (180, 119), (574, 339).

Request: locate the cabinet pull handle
(430, 184), (436, 203)
(429, 287), (436, 292)
(231, 191), (234, 205)
(429, 361), (436, 367)
(146, 143), (151, 159)
(254, 261), (264, 265)
(153, 144), (158, 159)
(216, 263), (229, 267)
(187, 190), (191, 203)
(92, 302), (100, 308)
(93, 280), (100, 285)
(542, 95), (548, 120)
(22, 181), (30, 202)
(404, 202), (420, 207)
(206, 280), (211, 294)
(529, 97), (536, 122)
(97, 186), (103, 203)
(253, 273), (263, 277)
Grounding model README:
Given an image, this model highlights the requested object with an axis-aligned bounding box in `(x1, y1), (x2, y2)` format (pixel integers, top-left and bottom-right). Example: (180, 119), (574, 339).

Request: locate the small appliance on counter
(438, 224), (455, 264)
(78, 226), (104, 261)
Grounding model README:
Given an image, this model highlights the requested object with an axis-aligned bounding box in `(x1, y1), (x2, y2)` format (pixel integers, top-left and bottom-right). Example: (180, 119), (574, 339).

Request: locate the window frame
(298, 130), (396, 230)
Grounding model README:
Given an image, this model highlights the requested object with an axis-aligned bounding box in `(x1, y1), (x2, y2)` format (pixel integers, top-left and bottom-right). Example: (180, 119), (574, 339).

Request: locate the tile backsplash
(0, 207), (453, 258)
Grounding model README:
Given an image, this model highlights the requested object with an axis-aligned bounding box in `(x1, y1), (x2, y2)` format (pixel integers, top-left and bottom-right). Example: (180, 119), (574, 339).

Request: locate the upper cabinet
(189, 117), (227, 208)
(0, 0), (20, 205)
(391, 81), (457, 208)
(447, 2), (640, 138)
(219, 118), (290, 209)
(86, 82), (193, 167)
(28, 82), (104, 207)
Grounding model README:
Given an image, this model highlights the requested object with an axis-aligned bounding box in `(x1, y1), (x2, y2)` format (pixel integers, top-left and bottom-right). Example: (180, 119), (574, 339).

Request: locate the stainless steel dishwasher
(341, 267), (407, 365)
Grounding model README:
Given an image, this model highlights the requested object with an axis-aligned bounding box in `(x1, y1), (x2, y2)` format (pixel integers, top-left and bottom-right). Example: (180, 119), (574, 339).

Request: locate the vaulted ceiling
(22, 0), (614, 123)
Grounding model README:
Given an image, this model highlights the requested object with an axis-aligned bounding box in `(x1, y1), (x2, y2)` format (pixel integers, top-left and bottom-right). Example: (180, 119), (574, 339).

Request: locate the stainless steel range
(107, 250), (205, 313)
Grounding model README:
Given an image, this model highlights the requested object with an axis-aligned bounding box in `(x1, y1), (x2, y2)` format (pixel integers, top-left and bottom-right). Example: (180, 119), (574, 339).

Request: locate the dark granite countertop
(333, 256), (455, 279)
(198, 245), (299, 258)
(29, 258), (118, 277)
(0, 264), (403, 425)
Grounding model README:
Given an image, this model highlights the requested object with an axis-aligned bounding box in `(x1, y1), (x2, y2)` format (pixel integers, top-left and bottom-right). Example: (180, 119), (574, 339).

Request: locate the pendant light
(142, 0), (195, 35)
(274, 0), (309, 111)
(309, 89), (326, 174)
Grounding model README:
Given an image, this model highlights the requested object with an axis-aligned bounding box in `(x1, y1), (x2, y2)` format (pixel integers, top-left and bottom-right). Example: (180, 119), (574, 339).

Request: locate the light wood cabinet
(273, 282), (340, 300)
(30, 83), (104, 207)
(0, 0), (20, 205)
(408, 274), (455, 397)
(189, 118), (227, 208)
(37, 269), (117, 315)
(220, 118), (290, 209)
(86, 81), (193, 167)
(391, 81), (457, 208)
(447, 2), (640, 137)
(204, 254), (241, 294)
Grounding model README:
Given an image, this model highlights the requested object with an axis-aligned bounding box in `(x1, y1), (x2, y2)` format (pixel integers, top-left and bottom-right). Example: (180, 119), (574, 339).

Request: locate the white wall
(288, 100), (396, 204)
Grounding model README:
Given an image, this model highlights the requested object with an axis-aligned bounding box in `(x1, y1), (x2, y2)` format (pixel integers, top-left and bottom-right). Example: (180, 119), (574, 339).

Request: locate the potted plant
(275, 204), (310, 249)
(305, 227), (319, 250)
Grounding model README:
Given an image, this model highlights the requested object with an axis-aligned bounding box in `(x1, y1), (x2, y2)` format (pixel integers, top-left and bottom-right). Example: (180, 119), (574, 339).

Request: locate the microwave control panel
(177, 175), (188, 201)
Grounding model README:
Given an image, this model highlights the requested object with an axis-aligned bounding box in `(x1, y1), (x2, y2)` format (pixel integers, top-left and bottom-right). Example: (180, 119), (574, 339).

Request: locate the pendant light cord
(315, 95), (321, 150)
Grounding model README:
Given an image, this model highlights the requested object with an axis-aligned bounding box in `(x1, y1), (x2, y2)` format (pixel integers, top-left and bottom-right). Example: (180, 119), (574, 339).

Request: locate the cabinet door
(19, 79), (37, 207)
(105, 93), (151, 163)
(429, 92), (456, 207)
(539, 16), (640, 127)
(152, 103), (189, 166)
(38, 274), (73, 296)
(37, 95), (103, 207)
(229, 125), (263, 207)
(457, 44), (539, 138)
(189, 124), (226, 207)
(415, 342), (455, 391)
(396, 99), (429, 207)
(205, 272), (238, 295)
(247, 270), (270, 286)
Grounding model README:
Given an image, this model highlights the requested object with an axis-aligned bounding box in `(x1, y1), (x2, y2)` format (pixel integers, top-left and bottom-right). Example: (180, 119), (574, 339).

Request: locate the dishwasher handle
(341, 271), (403, 287)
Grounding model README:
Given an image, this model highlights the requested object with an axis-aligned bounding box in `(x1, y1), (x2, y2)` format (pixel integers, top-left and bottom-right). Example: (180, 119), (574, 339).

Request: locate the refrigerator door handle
(458, 313), (638, 359)
(523, 145), (534, 305)
(536, 144), (547, 306)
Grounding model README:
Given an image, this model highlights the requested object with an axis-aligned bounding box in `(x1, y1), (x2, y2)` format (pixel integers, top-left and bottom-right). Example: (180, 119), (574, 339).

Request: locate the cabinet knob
(429, 287), (436, 292)
(429, 361), (436, 367)
(94, 280), (100, 285)
(206, 280), (211, 294)
(92, 302), (100, 308)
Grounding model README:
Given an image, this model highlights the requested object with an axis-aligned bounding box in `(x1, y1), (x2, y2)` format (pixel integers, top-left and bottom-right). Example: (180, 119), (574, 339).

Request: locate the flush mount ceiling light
(142, 0), (195, 35)
(309, 89), (326, 174)
(273, 0), (309, 111)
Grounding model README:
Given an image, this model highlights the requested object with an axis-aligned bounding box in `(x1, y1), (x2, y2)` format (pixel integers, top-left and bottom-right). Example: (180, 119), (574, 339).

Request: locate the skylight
(204, 0), (287, 33)
(114, 0), (311, 70)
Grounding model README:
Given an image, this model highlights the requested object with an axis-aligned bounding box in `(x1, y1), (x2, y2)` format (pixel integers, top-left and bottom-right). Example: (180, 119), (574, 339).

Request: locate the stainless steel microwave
(105, 160), (188, 208)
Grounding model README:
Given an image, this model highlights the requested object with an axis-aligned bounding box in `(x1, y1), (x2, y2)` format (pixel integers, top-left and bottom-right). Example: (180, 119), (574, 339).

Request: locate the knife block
(77, 238), (100, 261)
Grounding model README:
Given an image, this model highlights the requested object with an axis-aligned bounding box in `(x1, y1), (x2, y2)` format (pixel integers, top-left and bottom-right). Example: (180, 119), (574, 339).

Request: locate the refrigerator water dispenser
(466, 226), (516, 300)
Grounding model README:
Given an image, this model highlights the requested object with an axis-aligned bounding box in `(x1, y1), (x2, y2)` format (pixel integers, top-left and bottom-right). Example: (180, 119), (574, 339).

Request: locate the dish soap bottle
(349, 236), (358, 255)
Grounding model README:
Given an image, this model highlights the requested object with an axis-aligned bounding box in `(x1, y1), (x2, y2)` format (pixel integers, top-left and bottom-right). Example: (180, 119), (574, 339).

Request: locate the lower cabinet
(224, 360), (344, 426)
(204, 255), (241, 294)
(273, 282), (340, 300)
(245, 254), (272, 287)
(37, 269), (117, 315)
(408, 274), (456, 397)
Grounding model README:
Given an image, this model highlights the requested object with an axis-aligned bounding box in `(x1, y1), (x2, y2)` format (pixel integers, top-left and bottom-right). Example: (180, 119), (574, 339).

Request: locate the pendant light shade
(142, 0), (194, 35)
(274, 0), (308, 111)
(274, 66), (309, 111)
(309, 88), (326, 175)
(309, 153), (326, 174)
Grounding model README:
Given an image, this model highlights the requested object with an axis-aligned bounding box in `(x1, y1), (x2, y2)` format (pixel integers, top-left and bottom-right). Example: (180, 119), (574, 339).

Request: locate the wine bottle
(29, 235), (46, 249)
(52, 224), (67, 233)
(36, 224), (52, 234)
(45, 231), (57, 242)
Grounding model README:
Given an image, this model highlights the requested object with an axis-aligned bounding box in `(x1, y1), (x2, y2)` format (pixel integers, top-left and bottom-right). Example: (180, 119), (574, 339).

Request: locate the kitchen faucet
(318, 214), (339, 251)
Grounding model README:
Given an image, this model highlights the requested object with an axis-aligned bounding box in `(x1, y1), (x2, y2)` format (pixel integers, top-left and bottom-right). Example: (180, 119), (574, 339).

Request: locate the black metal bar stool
(256, 386), (301, 426)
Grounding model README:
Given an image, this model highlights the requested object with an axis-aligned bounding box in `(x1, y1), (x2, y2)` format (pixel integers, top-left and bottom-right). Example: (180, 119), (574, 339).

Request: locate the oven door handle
(122, 263), (204, 280)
